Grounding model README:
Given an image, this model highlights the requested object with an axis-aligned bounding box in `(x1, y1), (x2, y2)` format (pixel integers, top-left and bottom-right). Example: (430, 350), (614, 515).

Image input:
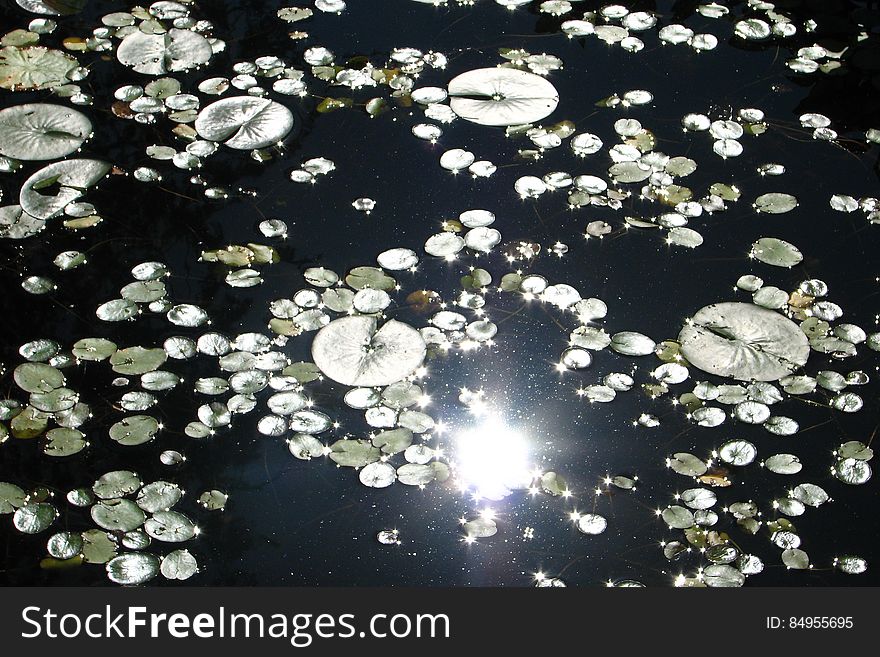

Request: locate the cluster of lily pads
(1, 0), (879, 587)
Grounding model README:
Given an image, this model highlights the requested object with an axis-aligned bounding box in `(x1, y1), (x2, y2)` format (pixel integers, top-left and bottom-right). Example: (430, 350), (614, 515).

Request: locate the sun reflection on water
(452, 416), (533, 501)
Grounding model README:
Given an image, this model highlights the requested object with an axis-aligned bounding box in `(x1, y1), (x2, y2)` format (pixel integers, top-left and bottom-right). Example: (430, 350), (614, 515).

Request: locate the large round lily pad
(116, 29), (212, 75)
(0, 46), (78, 91)
(0, 104), (91, 161)
(312, 316), (426, 387)
(447, 67), (559, 127)
(679, 302), (809, 382)
(195, 97), (295, 150)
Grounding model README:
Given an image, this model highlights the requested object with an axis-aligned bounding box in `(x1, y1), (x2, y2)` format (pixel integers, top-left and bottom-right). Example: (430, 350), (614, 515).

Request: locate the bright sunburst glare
(453, 416), (533, 501)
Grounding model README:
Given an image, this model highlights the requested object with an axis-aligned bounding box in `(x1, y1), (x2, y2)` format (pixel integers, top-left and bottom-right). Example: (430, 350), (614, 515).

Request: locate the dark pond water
(1, 0), (879, 587)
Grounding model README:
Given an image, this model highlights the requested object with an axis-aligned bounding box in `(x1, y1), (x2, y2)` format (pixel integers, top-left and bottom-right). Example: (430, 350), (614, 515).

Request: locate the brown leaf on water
(406, 290), (441, 315)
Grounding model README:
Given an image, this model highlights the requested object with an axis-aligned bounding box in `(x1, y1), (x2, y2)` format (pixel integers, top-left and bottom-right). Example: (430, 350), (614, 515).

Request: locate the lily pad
(13, 503), (56, 533)
(195, 97), (294, 150)
(679, 303), (810, 382)
(110, 415), (159, 445)
(144, 510), (197, 543)
(750, 237), (803, 268)
(312, 316), (426, 387)
(91, 499), (145, 532)
(359, 462), (397, 488)
(137, 482), (182, 513)
(328, 439), (380, 468)
(576, 513), (607, 535)
(20, 158), (110, 220)
(0, 104), (91, 161)
(160, 549), (199, 580)
(117, 29), (212, 75)
(106, 553), (159, 585)
(0, 46), (77, 91)
(447, 67), (559, 127)
(0, 482), (27, 514)
(110, 347), (167, 375)
(755, 193), (798, 214)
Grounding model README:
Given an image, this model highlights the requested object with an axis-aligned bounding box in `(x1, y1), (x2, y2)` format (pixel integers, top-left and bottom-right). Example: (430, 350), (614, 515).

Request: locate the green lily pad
(91, 499), (146, 532)
(110, 347), (167, 375)
(371, 428), (413, 455)
(0, 46), (77, 91)
(93, 470), (142, 499)
(43, 427), (86, 456)
(329, 439), (380, 468)
(109, 415), (159, 446)
(13, 502), (56, 534)
(136, 481), (182, 513)
(14, 362), (64, 393)
(81, 529), (117, 564)
(0, 482), (27, 514)
(144, 510), (197, 543)
(160, 549), (199, 580)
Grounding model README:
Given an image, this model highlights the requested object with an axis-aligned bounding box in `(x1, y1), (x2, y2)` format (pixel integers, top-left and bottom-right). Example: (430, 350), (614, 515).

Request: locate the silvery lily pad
(669, 452), (707, 477)
(288, 434), (325, 460)
(835, 556), (867, 575)
(0, 483), (27, 514)
(0, 104), (91, 161)
(198, 490), (228, 511)
(196, 97), (295, 150)
(377, 248), (419, 271)
(81, 529), (116, 564)
(13, 503), (56, 533)
(376, 529), (400, 545)
(145, 510), (196, 543)
(109, 415), (159, 446)
(719, 440), (757, 466)
(359, 462), (397, 488)
(662, 506), (695, 529)
(47, 531), (82, 559)
(755, 193), (798, 214)
(20, 159), (110, 220)
(312, 316), (426, 387)
(425, 232), (464, 258)
(447, 67), (559, 127)
(43, 427), (86, 456)
(610, 331), (655, 356)
(106, 553), (159, 585)
(765, 454), (802, 475)
(14, 362), (64, 393)
(16, 0), (86, 15)
(398, 462), (448, 486)
(750, 237), (803, 268)
(117, 29), (212, 75)
(679, 303), (810, 382)
(160, 549), (199, 580)
(833, 458), (872, 485)
(791, 483), (829, 507)
(91, 498), (145, 533)
(0, 205), (45, 239)
(328, 439), (380, 468)
(782, 548), (810, 570)
(0, 46), (77, 91)
(93, 470), (141, 499)
(576, 513), (607, 535)
(137, 481), (182, 514)
(703, 564), (745, 587)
